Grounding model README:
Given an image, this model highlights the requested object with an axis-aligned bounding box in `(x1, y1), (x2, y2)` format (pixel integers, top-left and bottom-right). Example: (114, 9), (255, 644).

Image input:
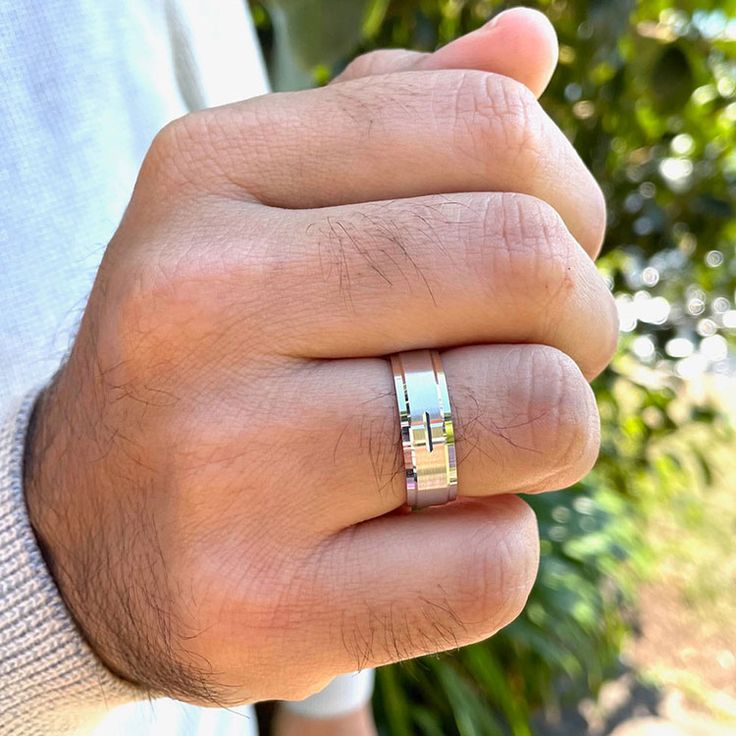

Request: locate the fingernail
(480, 7), (536, 33)
(481, 9), (514, 32)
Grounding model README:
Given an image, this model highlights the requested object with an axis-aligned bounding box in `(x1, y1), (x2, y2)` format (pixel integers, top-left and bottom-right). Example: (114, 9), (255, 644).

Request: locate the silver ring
(390, 349), (458, 510)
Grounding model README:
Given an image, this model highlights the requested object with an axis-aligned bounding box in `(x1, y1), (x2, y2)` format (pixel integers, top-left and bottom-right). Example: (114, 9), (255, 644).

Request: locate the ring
(390, 349), (458, 510)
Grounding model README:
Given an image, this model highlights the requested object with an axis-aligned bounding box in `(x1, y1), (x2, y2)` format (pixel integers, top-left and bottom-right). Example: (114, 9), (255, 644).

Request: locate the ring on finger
(390, 349), (458, 510)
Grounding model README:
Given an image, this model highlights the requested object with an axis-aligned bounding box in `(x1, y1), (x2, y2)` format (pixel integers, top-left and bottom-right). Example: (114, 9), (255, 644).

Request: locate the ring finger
(315, 344), (598, 526)
(192, 343), (599, 530)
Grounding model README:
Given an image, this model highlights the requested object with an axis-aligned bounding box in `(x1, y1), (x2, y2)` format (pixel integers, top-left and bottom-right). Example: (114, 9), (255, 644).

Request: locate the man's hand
(25, 8), (617, 707)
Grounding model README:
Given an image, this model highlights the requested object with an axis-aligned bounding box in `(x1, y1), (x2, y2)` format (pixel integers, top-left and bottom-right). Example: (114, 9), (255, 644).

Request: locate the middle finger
(223, 193), (618, 379)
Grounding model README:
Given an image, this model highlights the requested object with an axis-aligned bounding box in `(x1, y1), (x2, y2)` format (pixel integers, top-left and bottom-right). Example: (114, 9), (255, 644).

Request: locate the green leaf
(261, 0), (373, 89)
(376, 665), (413, 735)
(650, 46), (695, 113)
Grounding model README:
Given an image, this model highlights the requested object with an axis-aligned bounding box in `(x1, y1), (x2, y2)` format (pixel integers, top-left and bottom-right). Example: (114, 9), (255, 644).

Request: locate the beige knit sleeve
(0, 391), (140, 736)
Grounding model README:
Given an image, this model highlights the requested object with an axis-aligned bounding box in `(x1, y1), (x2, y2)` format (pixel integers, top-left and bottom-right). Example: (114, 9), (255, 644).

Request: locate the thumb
(334, 7), (559, 99)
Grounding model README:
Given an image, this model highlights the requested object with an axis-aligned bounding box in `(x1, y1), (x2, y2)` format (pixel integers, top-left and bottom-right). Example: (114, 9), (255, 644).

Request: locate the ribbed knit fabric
(0, 392), (139, 734)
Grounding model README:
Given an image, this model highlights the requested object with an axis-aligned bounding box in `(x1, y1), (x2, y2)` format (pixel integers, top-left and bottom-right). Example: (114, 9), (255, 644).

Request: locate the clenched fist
(25, 8), (617, 708)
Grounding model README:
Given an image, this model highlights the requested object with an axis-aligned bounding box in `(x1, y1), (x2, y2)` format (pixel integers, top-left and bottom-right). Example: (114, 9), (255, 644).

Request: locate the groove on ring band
(390, 349), (458, 510)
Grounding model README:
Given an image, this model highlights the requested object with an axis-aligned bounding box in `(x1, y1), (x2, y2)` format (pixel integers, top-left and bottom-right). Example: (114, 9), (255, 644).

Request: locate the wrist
(23, 370), (139, 687)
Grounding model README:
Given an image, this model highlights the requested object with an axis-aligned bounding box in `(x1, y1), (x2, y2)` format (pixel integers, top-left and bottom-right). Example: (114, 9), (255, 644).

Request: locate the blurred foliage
(249, 0), (736, 733)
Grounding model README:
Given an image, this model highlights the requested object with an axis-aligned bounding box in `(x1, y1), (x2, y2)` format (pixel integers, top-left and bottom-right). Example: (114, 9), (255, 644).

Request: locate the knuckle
(142, 112), (222, 192)
(448, 71), (542, 166)
(120, 256), (178, 327)
(456, 499), (538, 632)
(96, 264), (161, 369)
(486, 74), (542, 158)
(104, 251), (200, 370)
(100, 219), (267, 376)
(488, 193), (616, 378)
(144, 117), (196, 187)
(489, 193), (577, 299)
(525, 346), (600, 484)
(149, 117), (187, 159)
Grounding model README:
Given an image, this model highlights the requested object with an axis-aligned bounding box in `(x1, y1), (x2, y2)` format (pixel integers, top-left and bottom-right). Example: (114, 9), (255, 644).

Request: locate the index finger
(150, 69), (606, 258)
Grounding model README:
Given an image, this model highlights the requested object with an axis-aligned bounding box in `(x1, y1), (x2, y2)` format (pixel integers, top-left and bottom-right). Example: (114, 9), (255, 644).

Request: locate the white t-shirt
(0, 1), (373, 733)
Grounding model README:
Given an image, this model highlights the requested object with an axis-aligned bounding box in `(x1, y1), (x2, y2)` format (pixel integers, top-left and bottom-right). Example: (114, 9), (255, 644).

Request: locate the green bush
(250, 1), (736, 732)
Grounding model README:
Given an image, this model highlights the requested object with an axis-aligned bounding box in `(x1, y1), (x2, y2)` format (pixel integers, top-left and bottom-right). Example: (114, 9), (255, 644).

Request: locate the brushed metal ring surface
(390, 349), (458, 510)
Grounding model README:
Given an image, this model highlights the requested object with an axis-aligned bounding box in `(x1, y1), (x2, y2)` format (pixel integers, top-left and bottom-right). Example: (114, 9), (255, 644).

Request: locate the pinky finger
(309, 495), (539, 673)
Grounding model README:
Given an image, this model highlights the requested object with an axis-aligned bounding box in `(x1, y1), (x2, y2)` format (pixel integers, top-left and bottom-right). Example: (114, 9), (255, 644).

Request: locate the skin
(23, 8), (617, 733)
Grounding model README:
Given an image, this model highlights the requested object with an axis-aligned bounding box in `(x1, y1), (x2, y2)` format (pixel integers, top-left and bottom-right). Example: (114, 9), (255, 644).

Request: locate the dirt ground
(535, 432), (736, 736)
(631, 581), (736, 706)
(533, 581), (736, 736)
